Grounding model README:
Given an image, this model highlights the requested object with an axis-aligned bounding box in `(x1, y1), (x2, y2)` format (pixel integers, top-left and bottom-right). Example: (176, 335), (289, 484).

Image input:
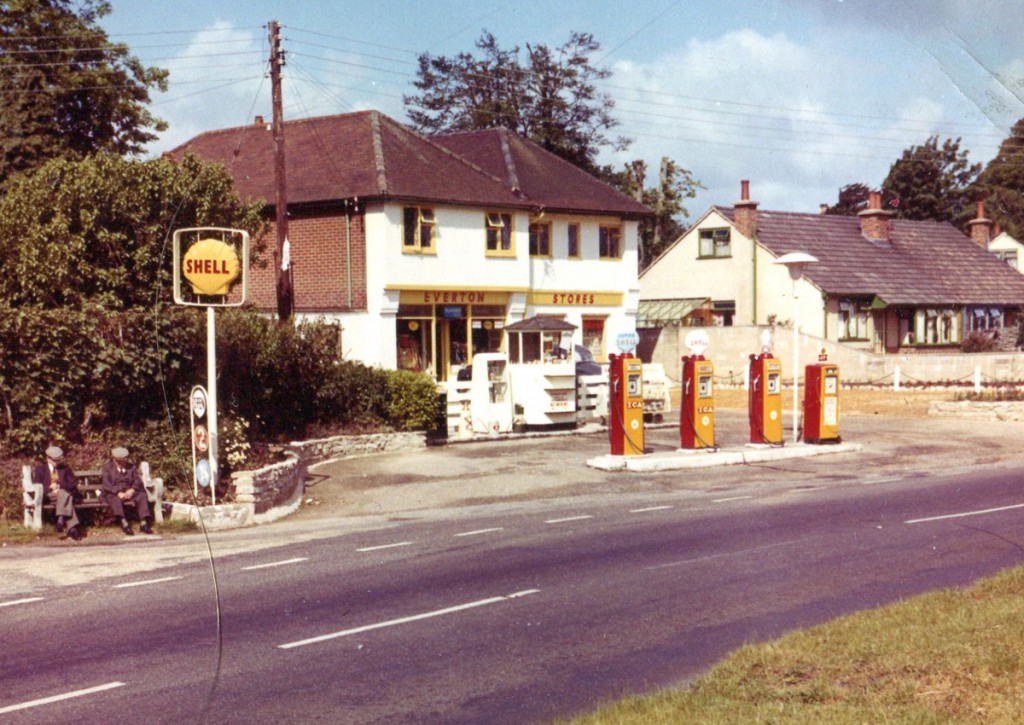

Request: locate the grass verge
(561, 565), (1024, 724)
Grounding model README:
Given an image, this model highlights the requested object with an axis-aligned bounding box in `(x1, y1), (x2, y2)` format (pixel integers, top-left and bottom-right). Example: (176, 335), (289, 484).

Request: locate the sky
(99, 0), (1024, 220)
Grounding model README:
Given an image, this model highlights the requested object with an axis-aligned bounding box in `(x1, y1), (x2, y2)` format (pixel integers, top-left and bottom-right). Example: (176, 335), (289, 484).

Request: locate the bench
(22, 463), (164, 530)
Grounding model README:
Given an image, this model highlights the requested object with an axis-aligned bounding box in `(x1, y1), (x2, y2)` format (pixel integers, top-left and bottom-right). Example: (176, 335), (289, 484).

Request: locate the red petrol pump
(804, 361), (841, 443)
(680, 355), (715, 449)
(609, 353), (645, 456)
(748, 352), (784, 445)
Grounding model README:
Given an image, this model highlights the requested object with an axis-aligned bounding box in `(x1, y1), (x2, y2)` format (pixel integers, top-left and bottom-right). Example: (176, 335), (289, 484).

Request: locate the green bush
(385, 369), (441, 431)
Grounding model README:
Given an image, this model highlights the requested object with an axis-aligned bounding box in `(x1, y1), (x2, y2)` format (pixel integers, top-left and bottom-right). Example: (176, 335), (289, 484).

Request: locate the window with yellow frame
(599, 225), (622, 260)
(403, 206), (436, 254)
(485, 212), (515, 256)
(529, 219), (552, 257)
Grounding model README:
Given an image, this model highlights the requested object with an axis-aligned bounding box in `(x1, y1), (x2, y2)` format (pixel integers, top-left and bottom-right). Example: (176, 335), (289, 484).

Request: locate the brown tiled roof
(719, 207), (1024, 305)
(434, 127), (651, 217)
(170, 111), (651, 217)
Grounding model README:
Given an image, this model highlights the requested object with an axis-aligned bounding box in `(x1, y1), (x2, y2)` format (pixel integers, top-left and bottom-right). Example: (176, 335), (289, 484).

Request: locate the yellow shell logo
(182, 238), (240, 295)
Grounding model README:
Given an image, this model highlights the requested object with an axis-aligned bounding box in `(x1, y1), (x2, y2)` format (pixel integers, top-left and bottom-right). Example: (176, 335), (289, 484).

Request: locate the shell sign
(182, 238), (241, 295)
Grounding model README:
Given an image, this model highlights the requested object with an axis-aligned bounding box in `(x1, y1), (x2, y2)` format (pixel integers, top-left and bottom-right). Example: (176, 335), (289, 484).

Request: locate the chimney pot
(820, 203), (828, 214)
(255, 115), (264, 125)
(975, 200), (985, 220)
(968, 199), (993, 248)
(740, 179), (750, 201)
(868, 191), (882, 210)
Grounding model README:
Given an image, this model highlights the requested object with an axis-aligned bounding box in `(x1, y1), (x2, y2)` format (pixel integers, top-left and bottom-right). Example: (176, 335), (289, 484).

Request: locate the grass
(0, 515), (197, 545)
(560, 565), (1024, 724)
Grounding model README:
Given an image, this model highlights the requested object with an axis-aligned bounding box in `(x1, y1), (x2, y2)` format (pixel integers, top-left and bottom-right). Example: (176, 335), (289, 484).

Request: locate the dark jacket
(32, 461), (76, 494)
(101, 460), (144, 496)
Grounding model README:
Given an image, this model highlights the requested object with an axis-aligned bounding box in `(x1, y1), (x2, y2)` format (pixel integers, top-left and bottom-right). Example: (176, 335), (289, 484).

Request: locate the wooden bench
(22, 463), (164, 530)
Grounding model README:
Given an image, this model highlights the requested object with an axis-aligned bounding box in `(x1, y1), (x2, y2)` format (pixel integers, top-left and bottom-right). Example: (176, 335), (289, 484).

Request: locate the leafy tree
(0, 0), (168, 183)
(881, 136), (980, 225)
(404, 30), (629, 175)
(0, 152), (265, 309)
(824, 183), (872, 216)
(605, 158), (703, 269)
(972, 117), (1024, 240)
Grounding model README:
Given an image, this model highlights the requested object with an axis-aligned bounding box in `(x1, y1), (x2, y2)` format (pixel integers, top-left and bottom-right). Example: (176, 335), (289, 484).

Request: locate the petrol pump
(748, 352), (784, 445)
(680, 354), (715, 449)
(608, 353), (645, 456)
(803, 360), (841, 443)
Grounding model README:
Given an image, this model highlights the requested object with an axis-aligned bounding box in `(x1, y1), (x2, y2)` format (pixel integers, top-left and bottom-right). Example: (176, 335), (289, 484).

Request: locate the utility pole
(269, 19), (292, 321)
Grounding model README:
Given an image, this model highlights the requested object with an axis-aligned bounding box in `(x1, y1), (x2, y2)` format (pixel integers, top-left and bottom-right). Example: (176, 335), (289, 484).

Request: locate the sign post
(173, 228), (249, 501)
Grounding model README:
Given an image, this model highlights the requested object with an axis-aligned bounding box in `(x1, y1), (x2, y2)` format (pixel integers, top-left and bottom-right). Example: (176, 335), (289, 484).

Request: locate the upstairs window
(599, 225), (622, 259)
(529, 220), (552, 257)
(699, 228), (731, 258)
(403, 206), (436, 254)
(567, 223), (580, 258)
(485, 212), (514, 257)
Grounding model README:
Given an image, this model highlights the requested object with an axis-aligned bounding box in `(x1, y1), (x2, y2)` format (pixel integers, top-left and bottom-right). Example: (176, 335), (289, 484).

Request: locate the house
(640, 180), (1024, 355)
(171, 111), (651, 380)
(985, 226), (1024, 272)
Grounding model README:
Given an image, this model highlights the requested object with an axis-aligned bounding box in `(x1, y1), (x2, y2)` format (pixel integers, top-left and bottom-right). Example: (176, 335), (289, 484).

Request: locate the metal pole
(207, 305), (218, 505)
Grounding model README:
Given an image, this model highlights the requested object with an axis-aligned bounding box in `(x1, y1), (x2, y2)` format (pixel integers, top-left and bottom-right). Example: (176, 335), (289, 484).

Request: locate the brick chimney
(734, 179), (759, 238)
(967, 200), (993, 248)
(858, 190), (892, 241)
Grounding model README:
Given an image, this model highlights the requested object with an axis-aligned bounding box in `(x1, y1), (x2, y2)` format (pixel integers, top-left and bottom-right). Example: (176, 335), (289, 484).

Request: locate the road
(3, 421), (1024, 723)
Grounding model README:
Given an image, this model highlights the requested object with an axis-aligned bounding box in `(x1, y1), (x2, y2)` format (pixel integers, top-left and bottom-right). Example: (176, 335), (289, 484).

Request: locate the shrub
(385, 369), (441, 431)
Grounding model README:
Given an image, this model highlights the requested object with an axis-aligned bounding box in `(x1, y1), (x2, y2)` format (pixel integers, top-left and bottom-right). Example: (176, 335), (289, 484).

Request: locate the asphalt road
(3, 416), (1024, 723)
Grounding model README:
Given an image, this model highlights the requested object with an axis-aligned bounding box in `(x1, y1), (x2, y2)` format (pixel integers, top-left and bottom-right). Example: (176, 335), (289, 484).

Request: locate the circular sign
(182, 238), (241, 295)
(685, 330), (709, 356)
(191, 387), (207, 419)
(195, 458), (212, 488)
(616, 331), (641, 353)
(193, 424), (209, 454)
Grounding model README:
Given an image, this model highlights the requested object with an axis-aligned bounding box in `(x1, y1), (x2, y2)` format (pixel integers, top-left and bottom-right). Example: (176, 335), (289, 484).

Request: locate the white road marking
(545, 515), (593, 524)
(0, 682), (125, 715)
(455, 528), (504, 537)
(630, 505), (673, 513)
(712, 495), (752, 503)
(112, 576), (183, 589)
(646, 537), (811, 571)
(356, 542), (413, 553)
(241, 557), (309, 571)
(0, 597), (44, 608)
(905, 503), (1024, 525)
(277, 589), (541, 650)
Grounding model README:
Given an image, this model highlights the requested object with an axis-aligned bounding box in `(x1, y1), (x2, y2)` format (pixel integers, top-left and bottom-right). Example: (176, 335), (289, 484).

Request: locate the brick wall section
(249, 208), (368, 312)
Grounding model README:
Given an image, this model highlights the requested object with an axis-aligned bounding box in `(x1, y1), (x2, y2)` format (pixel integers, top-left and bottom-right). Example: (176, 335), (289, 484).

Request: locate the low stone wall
(928, 400), (1024, 421)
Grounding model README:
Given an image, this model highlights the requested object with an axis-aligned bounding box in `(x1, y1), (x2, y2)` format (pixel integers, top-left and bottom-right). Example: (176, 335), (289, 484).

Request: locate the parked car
(574, 345), (603, 376)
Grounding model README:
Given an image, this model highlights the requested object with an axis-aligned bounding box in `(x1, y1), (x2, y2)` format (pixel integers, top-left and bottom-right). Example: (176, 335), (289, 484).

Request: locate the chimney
(734, 179), (758, 239)
(819, 203), (828, 215)
(967, 200), (993, 248)
(255, 115), (264, 125)
(858, 190), (892, 241)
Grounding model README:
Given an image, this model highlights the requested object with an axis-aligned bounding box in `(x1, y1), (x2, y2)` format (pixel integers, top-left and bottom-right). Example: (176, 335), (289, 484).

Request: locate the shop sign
(182, 237), (240, 295)
(527, 291), (624, 306)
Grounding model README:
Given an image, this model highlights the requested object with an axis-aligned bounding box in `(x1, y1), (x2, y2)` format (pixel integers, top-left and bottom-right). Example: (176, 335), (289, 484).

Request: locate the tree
(881, 136), (980, 225)
(972, 117), (1024, 240)
(0, 153), (265, 309)
(404, 30), (629, 175)
(824, 183), (871, 216)
(0, 0), (168, 183)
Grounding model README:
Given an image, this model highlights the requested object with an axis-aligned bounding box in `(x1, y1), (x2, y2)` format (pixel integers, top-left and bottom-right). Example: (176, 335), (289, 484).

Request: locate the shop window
(582, 317), (605, 360)
(529, 220), (552, 257)
(567, 223), (580, 258)
(403, 206), (436, 254)
(485, 212), (514, 257)
(599, 226), (621, 260)
(396, 318), (433, 374)
(699, 228), (731, 258)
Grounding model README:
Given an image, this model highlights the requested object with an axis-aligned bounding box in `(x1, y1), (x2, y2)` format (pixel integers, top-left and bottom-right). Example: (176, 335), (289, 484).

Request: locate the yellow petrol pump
(803, 362), (840, 443)
(748, 352), (783, 445)
(680, 355), (715, 449)
(609, 353), (645, 456)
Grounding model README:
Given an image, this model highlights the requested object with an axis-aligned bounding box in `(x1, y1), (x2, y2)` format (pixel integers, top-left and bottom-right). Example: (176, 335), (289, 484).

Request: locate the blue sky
(101, 0), (1024, 218)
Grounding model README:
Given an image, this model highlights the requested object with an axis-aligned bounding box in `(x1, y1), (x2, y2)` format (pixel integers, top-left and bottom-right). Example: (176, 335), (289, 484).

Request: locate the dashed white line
(905, 503), (1024, 525)
(356, 542), (413, 553)
(277, 589), (540, 650)
(241, 557), (309, 571)
(0, 597), (44, 608)
(0, 682), (125, 715)
(455, 528), (504, 537)
(545, 515), (593, 524)
(112, 576), (183, 589)
(712, 495), (752, 503)
(630, 505), (673, 513)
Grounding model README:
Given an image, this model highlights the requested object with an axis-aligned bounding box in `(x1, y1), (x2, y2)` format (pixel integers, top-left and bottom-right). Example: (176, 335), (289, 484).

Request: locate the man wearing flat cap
(100, 446), (154, 535)
(32, 445), (82, 541)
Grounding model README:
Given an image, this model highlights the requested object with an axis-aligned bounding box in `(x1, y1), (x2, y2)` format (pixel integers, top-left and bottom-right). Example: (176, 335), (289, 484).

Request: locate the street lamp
(773, 252), (818, 444)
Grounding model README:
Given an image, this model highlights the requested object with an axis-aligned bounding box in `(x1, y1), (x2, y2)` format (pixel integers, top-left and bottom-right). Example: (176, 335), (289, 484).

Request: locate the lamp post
(773, 252), (818, 444)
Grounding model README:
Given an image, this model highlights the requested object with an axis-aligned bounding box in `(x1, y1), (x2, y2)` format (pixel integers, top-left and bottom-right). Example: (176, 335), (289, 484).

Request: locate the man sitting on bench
(33, 445), (82, 541)
(101, 446), (154, 535)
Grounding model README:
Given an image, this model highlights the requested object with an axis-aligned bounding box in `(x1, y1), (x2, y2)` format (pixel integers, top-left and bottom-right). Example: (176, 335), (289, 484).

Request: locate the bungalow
(640, 180), (1024, 354)
(171, 111), (651, 380)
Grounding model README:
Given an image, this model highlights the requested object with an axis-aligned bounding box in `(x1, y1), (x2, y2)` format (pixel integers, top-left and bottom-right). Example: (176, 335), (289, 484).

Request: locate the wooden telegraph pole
(269, 20), (293, 321)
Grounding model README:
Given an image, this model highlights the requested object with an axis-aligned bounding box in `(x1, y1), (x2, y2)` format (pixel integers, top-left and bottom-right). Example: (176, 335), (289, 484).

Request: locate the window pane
(568, 224), (579, 257)
(404, 207), (417, 247)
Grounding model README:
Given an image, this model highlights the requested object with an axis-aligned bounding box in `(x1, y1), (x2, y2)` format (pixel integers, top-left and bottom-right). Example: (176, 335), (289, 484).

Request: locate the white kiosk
(469, 352), (514, 434)
(504, 316), (578, 427)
